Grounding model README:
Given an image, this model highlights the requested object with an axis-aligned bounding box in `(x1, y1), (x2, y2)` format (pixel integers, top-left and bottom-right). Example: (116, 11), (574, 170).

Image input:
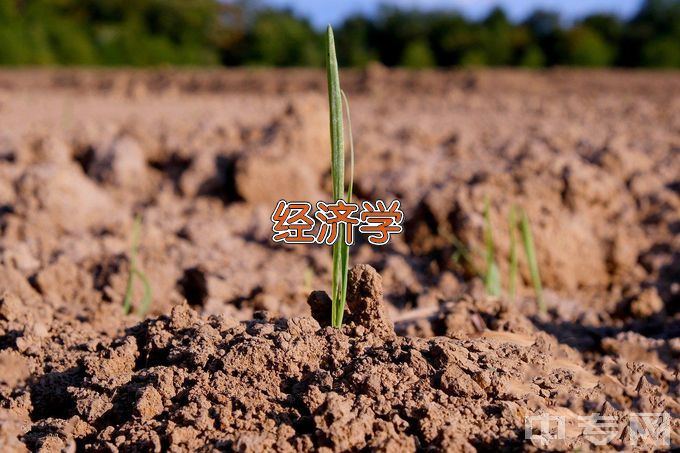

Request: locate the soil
(0, 68), (678, 452)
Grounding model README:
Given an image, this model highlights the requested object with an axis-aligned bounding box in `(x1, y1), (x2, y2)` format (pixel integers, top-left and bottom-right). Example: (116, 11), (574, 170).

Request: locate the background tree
(566, 26), (615, 66)
(241, 9), (322, 66)
(622, 0), (680, 67)
(335, 15), (376, 67)
(0, 0), (677, 68)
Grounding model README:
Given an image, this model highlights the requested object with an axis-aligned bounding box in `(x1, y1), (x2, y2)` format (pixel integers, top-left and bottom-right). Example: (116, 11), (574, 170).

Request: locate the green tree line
(0, 0), (678, 67)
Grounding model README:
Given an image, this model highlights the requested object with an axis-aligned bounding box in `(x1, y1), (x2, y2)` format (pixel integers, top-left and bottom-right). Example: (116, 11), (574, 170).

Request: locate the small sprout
(519, 208), (545, 313)
(303, 266), (314, 293)
(483, 198), (501, 297)
(440, 225), (481, 278)
(123, 215), (153, 316)
(451, 201), (543, 309)
(508, 205), (518, 302)
(326, 25), (354, 328)
(450, 234), (478, 275)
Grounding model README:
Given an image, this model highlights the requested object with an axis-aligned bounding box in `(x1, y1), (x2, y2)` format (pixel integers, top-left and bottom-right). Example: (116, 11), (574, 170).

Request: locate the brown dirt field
(0, 68), (678, 452)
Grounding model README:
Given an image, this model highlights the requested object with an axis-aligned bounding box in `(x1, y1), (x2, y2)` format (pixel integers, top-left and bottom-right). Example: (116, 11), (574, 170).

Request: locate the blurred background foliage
(0, 0), (678, 67)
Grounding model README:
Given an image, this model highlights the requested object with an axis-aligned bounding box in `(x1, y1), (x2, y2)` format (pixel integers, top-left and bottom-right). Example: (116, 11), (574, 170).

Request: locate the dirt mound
(2, 265), (677, 451)
(235, 96), (329, 204)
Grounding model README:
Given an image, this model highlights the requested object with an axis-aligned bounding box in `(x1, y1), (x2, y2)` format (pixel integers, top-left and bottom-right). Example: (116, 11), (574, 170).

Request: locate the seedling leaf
(326, 25), (344, 204)
(508, 205), (518, 302)
(303, 266), (313, 292)
(483, 198), (501, 297)
(122, 215), (153, 316)
(341, 90), (354, 204)
(135, 269), (153, 316)
(326, 25), (352, 328)
(519, 208), (545, 313)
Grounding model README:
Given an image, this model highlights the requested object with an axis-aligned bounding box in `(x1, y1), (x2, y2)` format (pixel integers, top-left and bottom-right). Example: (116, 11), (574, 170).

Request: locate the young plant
(508, 205), (518, 302)
(326, 26), (354, 327)
(483, 198), (501, 297)
(443, 227), (479, 276)
(453, 201), (544, 311)
(519, 208), (545, 313)
(123, 215), (153, 316)
(302, 266), (314, 293)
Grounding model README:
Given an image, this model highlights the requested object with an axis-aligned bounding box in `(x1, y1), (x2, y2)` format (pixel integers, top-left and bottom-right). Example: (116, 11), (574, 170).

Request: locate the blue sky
(263, 0), (644, 28)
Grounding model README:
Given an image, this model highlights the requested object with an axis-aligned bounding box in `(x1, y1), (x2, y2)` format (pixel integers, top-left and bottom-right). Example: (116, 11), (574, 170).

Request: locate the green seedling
(302, 266), (314, 293)
(449, 201), (544, 312)
(123, 215), (153, 316)
(483, 198), (501, 297)
(519, 208), (545, 313)
(445, 229), (479, 276)
(508, 205), (518, 302)
(326, 25), (354, 328)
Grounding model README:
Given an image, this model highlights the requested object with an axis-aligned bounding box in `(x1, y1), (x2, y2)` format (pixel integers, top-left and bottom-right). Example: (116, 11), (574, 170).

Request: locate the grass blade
(123, 215), (153, 316)
(336, 225), (348, 326)
(123, 215), (142, 314)
(330, 244), (339, 324)
(303, 266), (313, 292)
(508, 205), (518, 302)
(135, 269), (153, 316)
(519, 208), (545, 313)
(122, 272), (134, 315)
(326, 25), (350, 328)
(326, 26), (344, 203)
(483, 198), (501, 297)
(341, 90), (354, 204)
(440, 227), (480, 276)
(335, 90), (355, 327)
